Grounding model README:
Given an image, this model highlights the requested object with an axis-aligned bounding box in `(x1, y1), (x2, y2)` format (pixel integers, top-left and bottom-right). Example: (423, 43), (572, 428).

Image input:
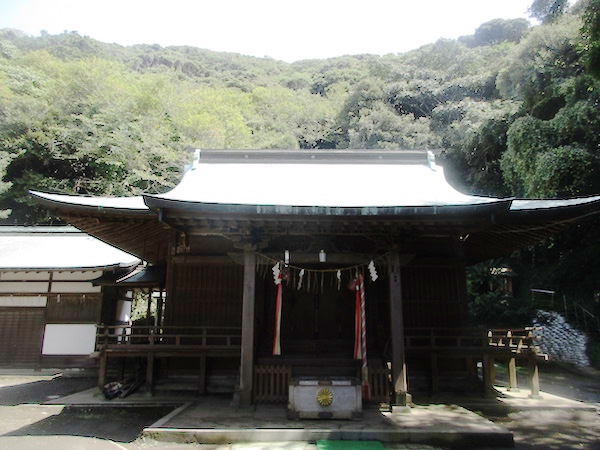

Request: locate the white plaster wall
(0, 296), (47, 307)
(53, 271), (102, 280)
(0, 271), (50, 280)
(50, 282), (101, 293)
(0, 281), (50, 293)
(115, 300), (132, 322)
(41, 323), (97, 355)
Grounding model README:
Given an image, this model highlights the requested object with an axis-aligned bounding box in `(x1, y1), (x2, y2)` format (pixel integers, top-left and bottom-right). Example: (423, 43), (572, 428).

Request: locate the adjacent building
(0, 226), (139, 368)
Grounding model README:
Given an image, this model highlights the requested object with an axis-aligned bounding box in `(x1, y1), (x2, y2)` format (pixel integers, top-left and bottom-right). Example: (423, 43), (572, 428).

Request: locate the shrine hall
(31, 149), (600, 410)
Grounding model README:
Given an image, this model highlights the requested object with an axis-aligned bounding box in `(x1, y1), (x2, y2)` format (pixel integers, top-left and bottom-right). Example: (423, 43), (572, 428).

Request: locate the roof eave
(29, 190), (152, 217)
(0, 261), (139, 272)
(143, 195), (513, 218)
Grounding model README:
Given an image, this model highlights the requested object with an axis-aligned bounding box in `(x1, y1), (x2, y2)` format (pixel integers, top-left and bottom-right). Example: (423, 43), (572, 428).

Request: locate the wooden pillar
(483, 354), (496, 397)
(238, 249), (256, 407)
(146, 289), (153, 325)
(388, 252), (411, 406)
(156, 289), (164, 328)
(528, 358), (542, 398)
(199, 354), (207, 394)
(146, 352), (154, 395)
(98, 351), (107, 390)
(508, 357), (519, 391)
(430, 353), (439, 394)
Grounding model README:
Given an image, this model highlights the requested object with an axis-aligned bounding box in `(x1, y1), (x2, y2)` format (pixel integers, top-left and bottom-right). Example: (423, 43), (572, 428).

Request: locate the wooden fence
(368, 365), (391, 404)
(254, 365), (291, 403)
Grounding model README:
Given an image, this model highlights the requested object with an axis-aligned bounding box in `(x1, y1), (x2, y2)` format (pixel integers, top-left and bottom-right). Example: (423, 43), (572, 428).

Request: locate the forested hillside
(0, 1), (599, 317)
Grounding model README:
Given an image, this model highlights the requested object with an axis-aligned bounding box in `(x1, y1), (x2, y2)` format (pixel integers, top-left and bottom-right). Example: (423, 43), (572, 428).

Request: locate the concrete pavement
(2, 368), (600, 449)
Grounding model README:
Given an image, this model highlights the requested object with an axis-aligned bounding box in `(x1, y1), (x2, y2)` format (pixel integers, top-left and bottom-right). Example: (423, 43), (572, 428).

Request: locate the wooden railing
(96, 326), (543, 354)
(95, 325), (242, 350)
(405, 328), (487, 350)
(487, 327), (546, 357)
(401, 327), (545, 357)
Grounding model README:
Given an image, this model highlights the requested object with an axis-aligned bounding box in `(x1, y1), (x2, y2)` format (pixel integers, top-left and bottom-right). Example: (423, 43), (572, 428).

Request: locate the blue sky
(0, 0), (534, 62)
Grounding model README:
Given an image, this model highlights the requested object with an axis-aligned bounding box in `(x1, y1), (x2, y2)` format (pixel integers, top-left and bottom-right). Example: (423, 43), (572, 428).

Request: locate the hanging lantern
(319, 250), (326, 263)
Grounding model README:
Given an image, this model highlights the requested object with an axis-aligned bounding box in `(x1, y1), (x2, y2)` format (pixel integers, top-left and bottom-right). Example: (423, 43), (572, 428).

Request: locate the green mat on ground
(316, 440), (384, 450)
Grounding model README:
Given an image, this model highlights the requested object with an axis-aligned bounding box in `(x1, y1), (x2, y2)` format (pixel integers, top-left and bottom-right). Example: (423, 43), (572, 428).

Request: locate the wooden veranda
(94, 324), (547, 402)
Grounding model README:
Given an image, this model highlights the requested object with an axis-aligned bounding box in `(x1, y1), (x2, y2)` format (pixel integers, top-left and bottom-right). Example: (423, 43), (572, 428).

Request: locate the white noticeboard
(42, 324), (97, 355)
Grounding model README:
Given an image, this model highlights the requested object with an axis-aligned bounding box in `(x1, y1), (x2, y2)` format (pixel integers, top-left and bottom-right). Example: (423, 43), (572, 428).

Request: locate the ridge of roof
(188, 149), (440, 166)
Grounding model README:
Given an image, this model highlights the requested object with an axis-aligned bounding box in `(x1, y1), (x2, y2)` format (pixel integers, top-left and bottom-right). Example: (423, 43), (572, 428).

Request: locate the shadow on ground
(0, 376), (96, 406)
(4, 406), (174, 443)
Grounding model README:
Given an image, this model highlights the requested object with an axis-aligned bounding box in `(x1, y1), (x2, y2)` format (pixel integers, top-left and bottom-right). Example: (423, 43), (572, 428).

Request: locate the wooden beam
(260, 252), (375, 265)
(172, 255), (234, 265)
(388, 251), (411, 407)
(238, 249), (256, 407)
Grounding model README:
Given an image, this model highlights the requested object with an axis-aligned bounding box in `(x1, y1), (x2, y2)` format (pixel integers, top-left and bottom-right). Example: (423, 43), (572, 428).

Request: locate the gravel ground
(0, 365), (599, 450)
(486, 364), (600, 450)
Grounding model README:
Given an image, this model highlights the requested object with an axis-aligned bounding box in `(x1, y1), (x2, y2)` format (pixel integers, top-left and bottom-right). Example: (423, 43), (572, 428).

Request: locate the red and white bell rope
(353, 273), (371, 400)
(272, 262), (283, 356)
(354, 282), (362, 360)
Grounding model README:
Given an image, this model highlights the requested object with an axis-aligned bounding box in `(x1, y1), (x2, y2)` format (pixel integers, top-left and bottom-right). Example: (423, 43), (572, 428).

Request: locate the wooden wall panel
(45, 293), (102, 323)
(0, 308), (44, 367)
(402, 265), (467, 329)
(166, 263), (243, 327)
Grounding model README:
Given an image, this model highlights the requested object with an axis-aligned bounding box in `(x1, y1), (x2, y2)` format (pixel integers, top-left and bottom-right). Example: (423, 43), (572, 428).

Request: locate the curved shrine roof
(28, 150), (600, 264)
(151, 152), (499, 208)
(30, 149), (600, 215)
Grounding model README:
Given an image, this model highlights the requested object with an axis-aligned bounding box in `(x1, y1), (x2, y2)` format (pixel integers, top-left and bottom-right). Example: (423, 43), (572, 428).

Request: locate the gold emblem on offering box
(316, 387), (333, 407)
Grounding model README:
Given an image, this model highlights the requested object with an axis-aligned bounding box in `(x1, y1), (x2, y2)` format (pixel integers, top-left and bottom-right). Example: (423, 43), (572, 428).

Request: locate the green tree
(438, 99), (520, 195)
(582, 0), (600, 77)
(501, 110), (600, 197)
(471, 18), (531, 47)
(173, 86), (254, 149)
(0, 54), (189, 222)
(496, 14), (584, 112)
(347, 104), (440, 149)
(247, 86), (337, 149)
(529, 145), (597, 196)
(529, 0), (570, 23)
